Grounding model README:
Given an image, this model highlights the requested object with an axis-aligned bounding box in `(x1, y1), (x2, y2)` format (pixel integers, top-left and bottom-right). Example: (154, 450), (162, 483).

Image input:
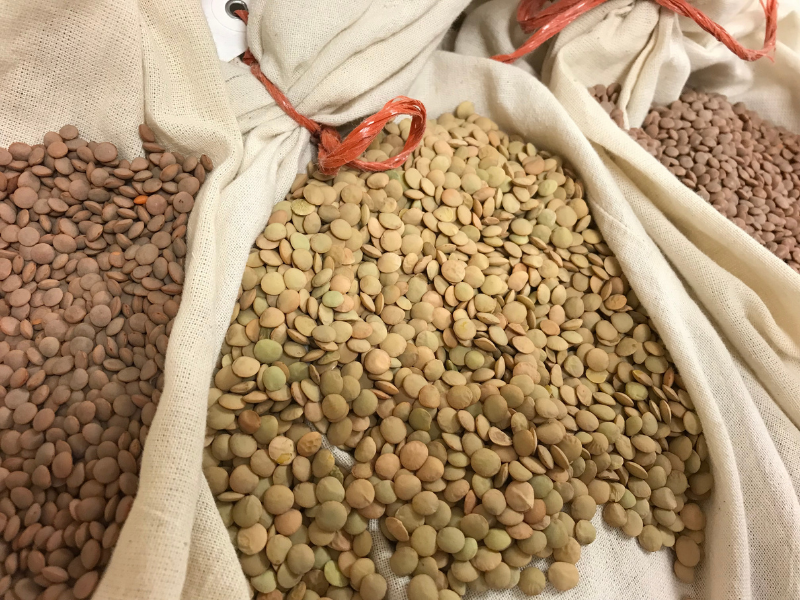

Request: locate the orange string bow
(492, 0), (778, 64)
(235, 9), (426, 176)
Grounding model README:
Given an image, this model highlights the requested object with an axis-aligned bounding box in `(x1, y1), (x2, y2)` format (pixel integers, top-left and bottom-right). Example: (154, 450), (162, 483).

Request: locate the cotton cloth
(2, 1), (800, 599)
(449, 2), (800, 597)
(3, 0), (467, 598)
(0, 1), (249, 598)
(459, 0), (800, 130)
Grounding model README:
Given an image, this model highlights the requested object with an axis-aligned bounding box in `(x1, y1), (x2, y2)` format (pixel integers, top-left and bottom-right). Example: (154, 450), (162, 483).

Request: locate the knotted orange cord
(235, 9), (426, 176)
(492, 0), (778, 64)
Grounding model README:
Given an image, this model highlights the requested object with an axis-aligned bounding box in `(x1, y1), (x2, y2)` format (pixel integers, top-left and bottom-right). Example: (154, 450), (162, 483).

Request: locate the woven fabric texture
(2, 1), (799, 599)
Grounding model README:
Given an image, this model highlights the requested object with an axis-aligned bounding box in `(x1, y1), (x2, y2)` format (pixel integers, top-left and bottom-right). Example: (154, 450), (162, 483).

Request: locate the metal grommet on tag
(201, 0), (248, 61)
(225, 0), (248, 19)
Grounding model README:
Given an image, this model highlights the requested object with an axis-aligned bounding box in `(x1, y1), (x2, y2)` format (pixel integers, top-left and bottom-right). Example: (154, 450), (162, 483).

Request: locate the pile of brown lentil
(590, 85), (800, 272)
(0, 126), (210, 599)
(206, 102), (711, 599)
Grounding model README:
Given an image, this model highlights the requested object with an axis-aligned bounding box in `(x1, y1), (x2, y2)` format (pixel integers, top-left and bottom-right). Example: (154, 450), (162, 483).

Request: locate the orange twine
(235, 9), (426, 176)
(492, 0), (778, 64)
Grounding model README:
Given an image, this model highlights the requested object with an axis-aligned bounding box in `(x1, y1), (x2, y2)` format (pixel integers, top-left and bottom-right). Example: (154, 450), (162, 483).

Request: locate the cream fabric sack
(0, 0), (466, 599)
(415, 4), (800, 598)
(458, 0), (800, 130)
(1, 1), (247, 599)
(105, 0), (470, 597)
(319, 43), (800, 600)
(5, 1), (799, 600)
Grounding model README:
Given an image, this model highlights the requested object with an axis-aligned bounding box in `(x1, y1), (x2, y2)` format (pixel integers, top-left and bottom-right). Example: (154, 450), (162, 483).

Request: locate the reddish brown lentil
(0, 125), (210, 599)
(591, 85), (800, 272)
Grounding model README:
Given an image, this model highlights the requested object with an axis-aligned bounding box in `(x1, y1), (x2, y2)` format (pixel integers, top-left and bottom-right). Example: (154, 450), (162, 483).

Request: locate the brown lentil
(0, 124), (209, 598)
(207, 101), (711, 597)
(591, 85), (800, 272)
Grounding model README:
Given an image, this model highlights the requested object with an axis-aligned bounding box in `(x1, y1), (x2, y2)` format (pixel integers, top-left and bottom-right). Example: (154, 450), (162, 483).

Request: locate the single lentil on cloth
(206, 103), (711, 598)
(590, 85), (800, 273)
(0, 125), (210, 599)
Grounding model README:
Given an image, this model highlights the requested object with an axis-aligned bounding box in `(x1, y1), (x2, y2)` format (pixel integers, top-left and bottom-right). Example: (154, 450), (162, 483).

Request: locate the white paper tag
(201, 0), (248, 62)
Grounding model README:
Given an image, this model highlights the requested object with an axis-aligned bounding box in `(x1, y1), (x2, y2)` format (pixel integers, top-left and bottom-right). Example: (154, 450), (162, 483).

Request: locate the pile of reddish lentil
(0, 124), (210, 599)
(590, 85), (800, 272)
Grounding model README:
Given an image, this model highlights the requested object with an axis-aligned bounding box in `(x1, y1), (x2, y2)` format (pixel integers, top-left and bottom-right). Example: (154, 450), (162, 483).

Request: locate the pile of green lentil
(205, 102), (712, 599)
